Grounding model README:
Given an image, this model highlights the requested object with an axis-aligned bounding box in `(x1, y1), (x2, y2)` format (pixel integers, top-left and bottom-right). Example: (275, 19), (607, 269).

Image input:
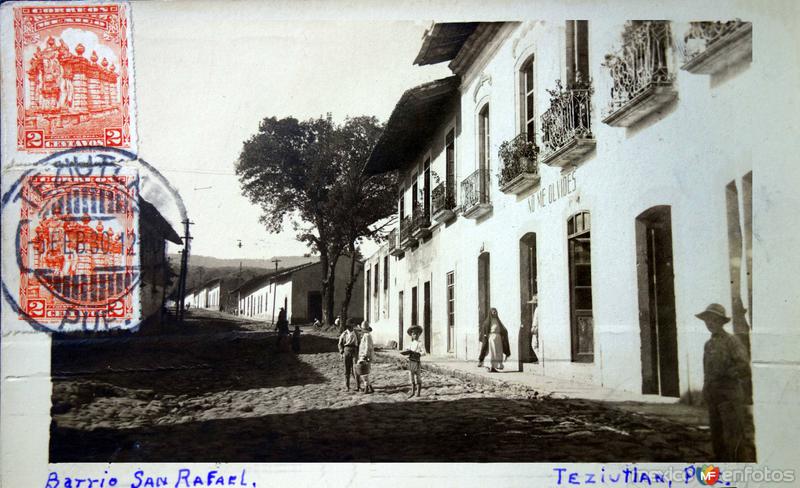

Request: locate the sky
(131, 3), (451, 260)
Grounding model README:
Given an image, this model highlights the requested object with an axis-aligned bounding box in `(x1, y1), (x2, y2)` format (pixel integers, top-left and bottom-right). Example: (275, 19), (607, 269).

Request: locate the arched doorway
(636, 205), (679, 397)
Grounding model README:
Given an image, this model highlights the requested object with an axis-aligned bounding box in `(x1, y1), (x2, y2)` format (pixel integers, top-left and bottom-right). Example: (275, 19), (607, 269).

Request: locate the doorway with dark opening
(478, 252), (491, 327)
(423, 281), (431, 353)
(519, 233), (538, 369)
(636, 205), (679, 397)
(398, 290), (404, 350)
(307, 291), (322, 325)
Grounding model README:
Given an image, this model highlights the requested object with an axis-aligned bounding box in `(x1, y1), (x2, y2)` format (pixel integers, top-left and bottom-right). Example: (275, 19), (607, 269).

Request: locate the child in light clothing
(357, 322), (375, 393)
(403, 325), (425, 398)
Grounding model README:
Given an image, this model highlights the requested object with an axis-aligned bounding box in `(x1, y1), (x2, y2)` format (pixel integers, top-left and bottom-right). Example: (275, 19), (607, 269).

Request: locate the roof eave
(413, 22), (481, 66)
(364, 76), (460, 175)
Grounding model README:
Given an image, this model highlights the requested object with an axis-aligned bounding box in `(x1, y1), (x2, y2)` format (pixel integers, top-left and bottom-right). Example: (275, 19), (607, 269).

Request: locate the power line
(159, 168), (237, 176)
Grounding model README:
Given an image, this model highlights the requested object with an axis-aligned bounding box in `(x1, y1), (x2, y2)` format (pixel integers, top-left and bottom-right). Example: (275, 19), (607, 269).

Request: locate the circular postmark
(1, 147), (187, 333)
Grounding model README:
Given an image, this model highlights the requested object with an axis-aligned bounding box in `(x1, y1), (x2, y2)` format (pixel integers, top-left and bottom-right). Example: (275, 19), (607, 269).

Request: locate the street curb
(376, 350), (541, 394)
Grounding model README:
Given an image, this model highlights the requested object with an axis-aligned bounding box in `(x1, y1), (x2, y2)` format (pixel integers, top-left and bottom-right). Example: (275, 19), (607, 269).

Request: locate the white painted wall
(237, 258), (363, 325)
(190, 282), (221, 310)
(239, 278), (291, 323)
(367, 20), (758, 399)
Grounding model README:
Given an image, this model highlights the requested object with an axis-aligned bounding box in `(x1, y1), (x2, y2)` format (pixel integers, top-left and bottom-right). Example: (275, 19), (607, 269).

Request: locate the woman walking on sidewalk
(480, 308), (510, 372)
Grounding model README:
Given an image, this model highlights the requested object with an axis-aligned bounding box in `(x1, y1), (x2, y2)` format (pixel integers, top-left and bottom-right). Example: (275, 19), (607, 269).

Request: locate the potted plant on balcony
(431, 171), (456, 223)
(497, 134), (539, 193)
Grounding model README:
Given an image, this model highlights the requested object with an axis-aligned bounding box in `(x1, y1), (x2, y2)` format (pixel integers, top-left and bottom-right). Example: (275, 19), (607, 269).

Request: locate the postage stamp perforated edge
(0, 1), (138, 161)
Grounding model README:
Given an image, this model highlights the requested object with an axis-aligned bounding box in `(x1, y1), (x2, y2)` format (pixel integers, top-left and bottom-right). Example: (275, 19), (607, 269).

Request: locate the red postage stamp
(18, 173), (139, 326)
(13, 4), (133, 151)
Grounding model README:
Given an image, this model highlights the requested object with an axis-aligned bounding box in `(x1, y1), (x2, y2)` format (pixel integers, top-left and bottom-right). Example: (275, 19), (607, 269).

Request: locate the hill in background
(171, 254), (317, 271)
(169, 254), (319, 296)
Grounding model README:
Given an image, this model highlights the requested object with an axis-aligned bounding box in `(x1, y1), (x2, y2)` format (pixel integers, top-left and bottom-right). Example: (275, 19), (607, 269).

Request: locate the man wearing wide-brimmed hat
(697, 303), (754, 461)
(337, 318), (360, 391)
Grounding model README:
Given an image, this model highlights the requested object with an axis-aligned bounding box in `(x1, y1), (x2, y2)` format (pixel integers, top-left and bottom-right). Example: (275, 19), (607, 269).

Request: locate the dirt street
(50, 310), (711, 462)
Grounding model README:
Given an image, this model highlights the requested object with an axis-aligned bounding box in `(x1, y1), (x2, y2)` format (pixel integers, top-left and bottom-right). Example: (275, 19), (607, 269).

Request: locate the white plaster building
(183, 290), (197, 310)
(235, 258), (364, 325)
(364, 20), (755, 405)
(188, 279), (223, 311)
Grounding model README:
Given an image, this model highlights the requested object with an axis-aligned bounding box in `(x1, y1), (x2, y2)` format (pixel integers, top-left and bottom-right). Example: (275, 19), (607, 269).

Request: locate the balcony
(497, 134), (540, 195)
(601, 21), (677, 128)
(541, 79), (596, 168)
(387, 228), (404, 257)
(680, 20), (752, 75)
(431, 182), (456, 224)
(411, 204), (431, 240)
(460, 168), (492, 219)
(399, 215), (417, 249)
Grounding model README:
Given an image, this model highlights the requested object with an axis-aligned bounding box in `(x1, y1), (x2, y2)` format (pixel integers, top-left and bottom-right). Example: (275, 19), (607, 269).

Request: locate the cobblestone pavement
(50, 310), (711, 462)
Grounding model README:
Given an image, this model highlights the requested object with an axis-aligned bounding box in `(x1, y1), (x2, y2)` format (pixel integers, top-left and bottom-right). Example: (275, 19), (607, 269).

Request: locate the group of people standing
(330, 296), (751, 462)
(337, 318), (427, 398)
(337, 318), (375, 393)
(473, 299), (754, 462)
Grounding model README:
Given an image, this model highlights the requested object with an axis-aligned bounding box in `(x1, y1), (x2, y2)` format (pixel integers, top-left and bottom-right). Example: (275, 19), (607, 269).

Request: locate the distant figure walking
(275, 306), (290, 348)
(697, 303), (755, 461)
(334, 314), (342, 330)
(313, 318), (321, 329)
(337, 320), (360, 391)
(357, 321), (374, 393)
(479, 308), (510, 372)
(402, 325), (425, 398)
(291, 325), (301, 353)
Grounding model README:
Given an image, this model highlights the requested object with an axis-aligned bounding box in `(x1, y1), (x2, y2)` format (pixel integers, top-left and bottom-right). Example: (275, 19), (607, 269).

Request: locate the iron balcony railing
(497, 135), (539, 188)
(460, 168), (491, 210)
(603, 21), (673, 114)
(399, 215), (414, 243)
(431, 182), (456, 216)
(411, 203), (430, 230)
(682, 20), (749, 62)
(541, 80), (593, 159)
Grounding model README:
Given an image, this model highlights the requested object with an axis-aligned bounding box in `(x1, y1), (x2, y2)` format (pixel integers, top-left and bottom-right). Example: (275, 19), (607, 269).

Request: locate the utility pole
(176, 219), (193, 323)
(236, 240), (243, 316)
(270, 256), (281, 324)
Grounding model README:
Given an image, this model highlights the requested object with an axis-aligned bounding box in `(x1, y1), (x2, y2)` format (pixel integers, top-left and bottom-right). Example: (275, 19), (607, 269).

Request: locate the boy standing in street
(402, 325), (425, 398)
(338, 320), (360, 391)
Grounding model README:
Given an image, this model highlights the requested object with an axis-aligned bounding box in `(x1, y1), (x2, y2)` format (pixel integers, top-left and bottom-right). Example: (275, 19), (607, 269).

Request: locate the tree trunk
(340, 241), (362, 329)
(319, 249), (333, 327)
(327, 256), (339, 329)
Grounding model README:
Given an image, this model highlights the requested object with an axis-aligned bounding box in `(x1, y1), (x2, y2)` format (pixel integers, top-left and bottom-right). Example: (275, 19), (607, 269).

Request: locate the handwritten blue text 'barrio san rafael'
(44, 468), (256, 488)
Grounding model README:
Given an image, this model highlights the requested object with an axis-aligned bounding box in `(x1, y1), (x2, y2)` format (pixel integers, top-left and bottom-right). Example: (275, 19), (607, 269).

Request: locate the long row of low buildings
(185, 256), (363, 325)
(363, 21), (755, 403)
